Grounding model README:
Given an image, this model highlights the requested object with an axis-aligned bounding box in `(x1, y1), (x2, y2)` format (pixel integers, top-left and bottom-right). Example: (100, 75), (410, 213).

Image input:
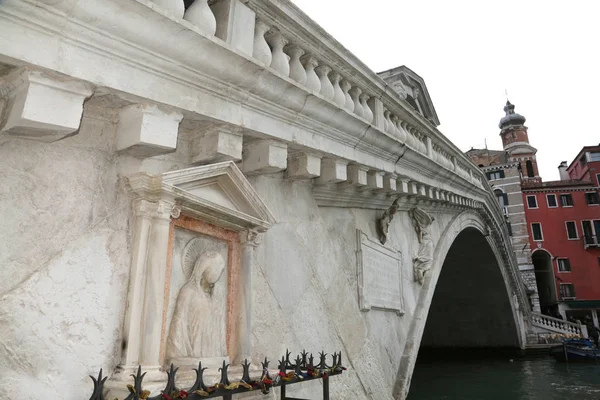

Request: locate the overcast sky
(290, 0), (600, 181)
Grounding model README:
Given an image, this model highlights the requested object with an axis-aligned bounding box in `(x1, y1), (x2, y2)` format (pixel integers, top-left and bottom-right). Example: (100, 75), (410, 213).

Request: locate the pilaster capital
(132, 198), (174, 221)
(240, 229), (263, 247)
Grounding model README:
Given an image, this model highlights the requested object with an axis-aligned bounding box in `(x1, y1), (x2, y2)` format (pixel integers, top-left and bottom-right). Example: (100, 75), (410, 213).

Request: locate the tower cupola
(499, 100), (526, 130)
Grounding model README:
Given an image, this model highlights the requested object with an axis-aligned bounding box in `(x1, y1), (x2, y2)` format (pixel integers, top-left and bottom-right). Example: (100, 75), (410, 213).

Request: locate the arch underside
(421, 228), (519, 348)
(393, 211), (524, 399)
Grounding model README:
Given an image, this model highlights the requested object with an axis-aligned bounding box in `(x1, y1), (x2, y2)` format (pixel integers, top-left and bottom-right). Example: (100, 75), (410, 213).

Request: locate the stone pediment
(377, 65), (440, 126)
(126, 161), (276, 231)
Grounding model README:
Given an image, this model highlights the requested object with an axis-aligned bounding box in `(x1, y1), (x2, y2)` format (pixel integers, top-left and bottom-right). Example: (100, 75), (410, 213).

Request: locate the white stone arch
(531, 247), (554, 258)
(393, 210), (526, 399)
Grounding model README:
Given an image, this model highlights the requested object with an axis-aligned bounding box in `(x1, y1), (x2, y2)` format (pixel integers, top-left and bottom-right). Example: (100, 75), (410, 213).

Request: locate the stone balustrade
(0, 0), (490, 198)
(531, 312), (586, 337)
(0, 0), (502, 233)
(242, 1), (484, 183)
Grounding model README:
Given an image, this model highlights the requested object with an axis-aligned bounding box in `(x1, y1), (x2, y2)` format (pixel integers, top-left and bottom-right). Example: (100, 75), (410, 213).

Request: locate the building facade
(523, 145), (600, 327)
(466, 101), (540, 312)
(467, 102), (600, 330)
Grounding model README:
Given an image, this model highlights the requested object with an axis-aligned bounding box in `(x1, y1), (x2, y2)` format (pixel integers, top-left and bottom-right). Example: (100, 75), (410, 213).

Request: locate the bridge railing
(134, 0), (487, 189)
(531, 312), (588, 337)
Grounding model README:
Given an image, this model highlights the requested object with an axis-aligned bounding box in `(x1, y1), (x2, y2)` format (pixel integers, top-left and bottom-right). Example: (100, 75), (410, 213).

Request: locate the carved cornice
(0, 0), (487, 199)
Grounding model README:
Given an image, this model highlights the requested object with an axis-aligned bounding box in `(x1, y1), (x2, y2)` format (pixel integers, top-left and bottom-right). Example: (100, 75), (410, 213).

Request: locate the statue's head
(193, 251), (225, 288)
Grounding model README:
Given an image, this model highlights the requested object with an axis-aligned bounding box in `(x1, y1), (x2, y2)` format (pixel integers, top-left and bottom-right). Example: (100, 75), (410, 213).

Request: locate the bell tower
(499, 100), (540, 181)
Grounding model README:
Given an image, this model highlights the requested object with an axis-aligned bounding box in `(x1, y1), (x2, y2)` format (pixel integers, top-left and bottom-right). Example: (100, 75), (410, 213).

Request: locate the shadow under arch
(531, 248), (558, 314)
(393, 211), (524, 399)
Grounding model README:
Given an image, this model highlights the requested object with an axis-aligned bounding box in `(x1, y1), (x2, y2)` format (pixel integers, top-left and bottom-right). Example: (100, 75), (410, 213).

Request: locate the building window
(559, 283), (576, 299)
(557, 258), (571, 272)
(546, 194), (558, 208)
(527, 195), (538, 209)
(565, 221), (578, 240)
(585, 192), (599, 205)
(526, 160), (535, 177)
(531, 223), (543, 241)
(560, 194), (574, 207)
(494, 189), (509, 216)
(507, 222), (513, 236)
(596, 174), (600, 186)
(582, 220), (600, 246)
(589, 152), (600, 162)
(487, 170), (505, 180)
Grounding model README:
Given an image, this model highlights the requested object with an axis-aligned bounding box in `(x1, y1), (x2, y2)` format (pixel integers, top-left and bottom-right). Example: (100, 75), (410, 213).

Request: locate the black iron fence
(88, 350), (346, 400)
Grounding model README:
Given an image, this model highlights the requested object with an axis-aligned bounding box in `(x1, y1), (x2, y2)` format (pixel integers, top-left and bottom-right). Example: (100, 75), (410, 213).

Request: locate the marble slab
(356, 230), (404, 315)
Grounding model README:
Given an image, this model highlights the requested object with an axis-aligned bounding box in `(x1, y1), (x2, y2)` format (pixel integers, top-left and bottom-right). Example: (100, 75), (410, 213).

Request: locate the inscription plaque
(356, 229), (404, 315)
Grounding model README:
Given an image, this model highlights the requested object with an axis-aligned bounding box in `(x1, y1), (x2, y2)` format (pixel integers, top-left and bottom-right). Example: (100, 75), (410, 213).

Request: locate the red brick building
(523, 145), (600, 327)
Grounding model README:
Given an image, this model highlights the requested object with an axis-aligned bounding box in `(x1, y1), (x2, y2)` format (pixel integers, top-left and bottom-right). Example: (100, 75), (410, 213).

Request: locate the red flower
(179, 390), (188, 398)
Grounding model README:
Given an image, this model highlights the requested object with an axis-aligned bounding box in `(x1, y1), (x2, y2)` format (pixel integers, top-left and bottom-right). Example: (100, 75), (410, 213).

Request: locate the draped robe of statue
(166, 251), (226, 360)
(410, 208), (435, 285)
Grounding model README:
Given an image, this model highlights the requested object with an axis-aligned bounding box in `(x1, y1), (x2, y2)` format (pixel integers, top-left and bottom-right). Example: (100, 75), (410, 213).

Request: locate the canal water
(409, 349), (600, 400)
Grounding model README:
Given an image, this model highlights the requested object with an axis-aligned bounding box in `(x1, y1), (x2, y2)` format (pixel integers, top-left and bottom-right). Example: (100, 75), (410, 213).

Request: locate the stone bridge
(0, 0), (547, 399)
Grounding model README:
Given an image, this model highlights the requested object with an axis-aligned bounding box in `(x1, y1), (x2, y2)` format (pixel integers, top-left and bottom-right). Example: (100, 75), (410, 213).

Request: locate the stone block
(116, 104), (183, 156)
(366, 170), (385, 191)
(242, 139), (287, 174)
(191, 124), (243, 164)
(287, 152), (321, 179)
(408, 181), (419, 196)
(212, 0), (255, 57)
(0, 68), (93, 141)
(398, 179), (410, 194)
(383, 174), (398, 193)
(346, 164), (368, 186)
(315, 158), (348, 184)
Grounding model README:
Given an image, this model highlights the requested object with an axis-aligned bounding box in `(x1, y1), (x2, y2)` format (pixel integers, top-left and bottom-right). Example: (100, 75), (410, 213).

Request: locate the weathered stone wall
(0, 126), (423, 399)
(0, 113), (523, 400)
(0, 109), (191, 398)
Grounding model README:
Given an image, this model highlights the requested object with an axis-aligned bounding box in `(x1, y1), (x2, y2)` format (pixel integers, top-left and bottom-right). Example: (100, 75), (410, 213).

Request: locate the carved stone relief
(410, 208), (435, 285)
(378, 198), (400, 245)
(166, 229), (229, 366)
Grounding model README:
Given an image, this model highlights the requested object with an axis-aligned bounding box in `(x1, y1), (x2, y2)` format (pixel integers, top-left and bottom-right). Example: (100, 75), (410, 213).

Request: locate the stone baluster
(266, 31), (290, 77)
(340, 80), (354, 112)
(360, 93), (373, 123)
(349, 87), (364, 118)
(417, 132), (427, 154)
(315, 65), (334, 101)
(382, 109), (391, 133)
(286, 45), (307, 85)
(301, 54), (320, 92)
(394, 117), (407, 142)
(401, 122), (413, 148)
(330, 72), (346, 108)
(152, 0), (185, 18)
(253, 20), (272, 66)
(184, 0), (217, 36)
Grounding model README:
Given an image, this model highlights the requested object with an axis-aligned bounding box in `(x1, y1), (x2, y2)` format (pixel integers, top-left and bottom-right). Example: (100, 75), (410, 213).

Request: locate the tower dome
(499, 100), (526, 129)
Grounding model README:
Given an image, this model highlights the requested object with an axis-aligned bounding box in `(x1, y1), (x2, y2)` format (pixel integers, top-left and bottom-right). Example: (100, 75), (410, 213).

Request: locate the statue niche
(166, 236), (227, 366)
(410, 208), (435, 285)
